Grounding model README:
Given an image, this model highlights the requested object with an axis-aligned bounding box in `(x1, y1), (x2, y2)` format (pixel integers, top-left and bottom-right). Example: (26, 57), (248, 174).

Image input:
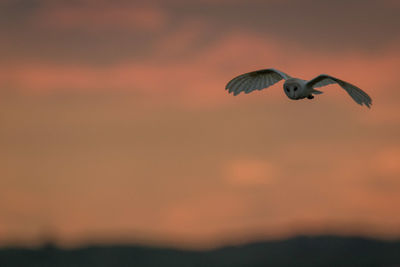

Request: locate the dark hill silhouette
(1, 236), (400, 267)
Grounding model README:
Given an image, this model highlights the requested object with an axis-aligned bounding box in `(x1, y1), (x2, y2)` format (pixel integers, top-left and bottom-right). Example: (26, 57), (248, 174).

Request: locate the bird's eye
(293, 86), (298, 91)
(285, 87), (290, 92)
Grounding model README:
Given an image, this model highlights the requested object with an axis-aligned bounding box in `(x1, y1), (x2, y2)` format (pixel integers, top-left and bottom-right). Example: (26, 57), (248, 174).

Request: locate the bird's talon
(307, 95), (314, 99)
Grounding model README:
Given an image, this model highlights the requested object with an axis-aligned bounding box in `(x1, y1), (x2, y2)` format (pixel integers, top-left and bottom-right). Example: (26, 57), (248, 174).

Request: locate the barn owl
(225, 68), (372, 108)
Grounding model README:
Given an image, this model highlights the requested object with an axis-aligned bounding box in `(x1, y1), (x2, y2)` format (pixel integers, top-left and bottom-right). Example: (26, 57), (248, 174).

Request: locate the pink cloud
(222, 158), (278, 186)
(373, 147), (400, 176)
(160, 192), (251, 240)
(3, 32), (397, 86)
(1, 31), (399, 113)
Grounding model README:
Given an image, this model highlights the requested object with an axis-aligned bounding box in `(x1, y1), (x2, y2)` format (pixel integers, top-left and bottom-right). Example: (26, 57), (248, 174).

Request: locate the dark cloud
(0, 0), (398, 65)
(165, 0), (400, 49)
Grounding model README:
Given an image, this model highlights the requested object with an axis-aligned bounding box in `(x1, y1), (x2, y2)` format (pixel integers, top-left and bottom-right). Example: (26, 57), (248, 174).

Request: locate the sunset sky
(1, 0), (399, 249)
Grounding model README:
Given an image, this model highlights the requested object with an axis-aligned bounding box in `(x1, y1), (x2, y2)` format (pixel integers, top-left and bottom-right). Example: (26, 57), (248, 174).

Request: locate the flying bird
(225, 68), (372, 108)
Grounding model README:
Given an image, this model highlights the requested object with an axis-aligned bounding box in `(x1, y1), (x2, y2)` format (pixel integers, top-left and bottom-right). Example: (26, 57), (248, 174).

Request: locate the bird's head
(283, 80), (303, 100)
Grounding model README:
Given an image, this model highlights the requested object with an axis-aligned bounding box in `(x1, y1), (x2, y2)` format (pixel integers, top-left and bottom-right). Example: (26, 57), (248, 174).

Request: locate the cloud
(1, 0), (400, 248)
(161, 192), (250, 238)
(223, 159), (278, 186)
(2, 31), (398, 109)
(34, 3), (168, 32)
(161, 0), (400, 51)
(373, 147), (400, 177)
(1, 91), (400, 247)
(2, 0), (399, 67)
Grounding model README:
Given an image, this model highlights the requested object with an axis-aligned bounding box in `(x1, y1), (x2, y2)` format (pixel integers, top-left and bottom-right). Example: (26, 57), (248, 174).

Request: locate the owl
(225, 68), (372, 108)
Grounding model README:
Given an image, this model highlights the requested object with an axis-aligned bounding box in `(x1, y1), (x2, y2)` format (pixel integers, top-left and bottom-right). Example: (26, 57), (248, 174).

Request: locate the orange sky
(0, 0), (399, 248)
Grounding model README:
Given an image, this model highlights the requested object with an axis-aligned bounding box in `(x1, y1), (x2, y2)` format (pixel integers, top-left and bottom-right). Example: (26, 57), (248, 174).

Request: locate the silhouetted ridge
(1, 236), (400, 267)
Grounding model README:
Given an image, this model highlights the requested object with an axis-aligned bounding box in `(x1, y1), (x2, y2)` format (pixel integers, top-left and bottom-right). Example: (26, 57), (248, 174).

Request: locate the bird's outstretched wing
(307, 74), (372, 108)
(225, 68), (291, 96)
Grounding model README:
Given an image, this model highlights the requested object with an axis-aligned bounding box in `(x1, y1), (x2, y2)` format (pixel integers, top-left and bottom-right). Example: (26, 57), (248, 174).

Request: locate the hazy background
(0, 0), (399, 249)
